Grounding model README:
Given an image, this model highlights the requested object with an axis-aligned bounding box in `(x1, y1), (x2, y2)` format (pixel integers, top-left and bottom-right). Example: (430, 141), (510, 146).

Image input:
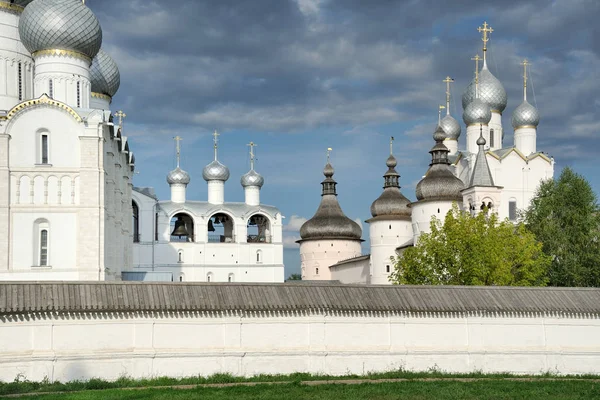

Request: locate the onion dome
(202, 160), (230, 182)
(19, 0), (102, 59)
(511, 100), (540, 129)
(463, 97), (492, 126)
(90, 49), (120, 98)
(415, 125), (464, 201)
(299, 163), (362, 241)
(241, 169), (264, 188)
(462, 64), (507, 113)
(167, 167), (190, 185)
(440, 114), (461, 140)
(369, 154), (411, 219)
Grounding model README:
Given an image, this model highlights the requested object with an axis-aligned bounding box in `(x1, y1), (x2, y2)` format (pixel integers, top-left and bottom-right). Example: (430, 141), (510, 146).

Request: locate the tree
(286, 273), (302, 281)
(390, 204), (550, 286)
(522, 167), (600, 287)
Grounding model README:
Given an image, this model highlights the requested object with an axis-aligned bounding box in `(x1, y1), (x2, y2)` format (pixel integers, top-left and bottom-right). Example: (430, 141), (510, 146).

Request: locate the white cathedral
(299, 22), (554, 284)
(0, 0), (285, 283)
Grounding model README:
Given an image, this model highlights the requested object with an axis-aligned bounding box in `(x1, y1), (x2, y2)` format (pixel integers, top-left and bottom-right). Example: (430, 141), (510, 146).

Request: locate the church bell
(171, 216), (189, 237)
(208, 219), (215, 232)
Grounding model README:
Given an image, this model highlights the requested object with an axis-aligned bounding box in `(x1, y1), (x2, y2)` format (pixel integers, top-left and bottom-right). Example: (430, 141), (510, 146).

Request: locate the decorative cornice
(32, 49), (91, 64)
(491, 109), (502, 115)
(6, 94), (82, 123)
(92, 92), (112, 102)
(514, 125), (537, 130)
(0, 2), (24, 14)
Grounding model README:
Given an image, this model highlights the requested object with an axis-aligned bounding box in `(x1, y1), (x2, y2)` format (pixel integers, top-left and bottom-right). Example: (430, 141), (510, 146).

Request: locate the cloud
(283, 235), (301, 249)
(285, 215), (308, 232)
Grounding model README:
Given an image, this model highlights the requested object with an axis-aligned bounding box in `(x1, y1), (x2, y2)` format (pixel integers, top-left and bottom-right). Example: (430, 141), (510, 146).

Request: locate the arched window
(246, 214), (271, 243)
(208, 212), (235, 243)
(509, 199), (518, 221)
(490, 129), (495, 148)
(34, 219), (49, 267)
(228, 273), (234, 283)
(37, 130), (50, 165)
(48, 79), (53, 98)
(132, 201), (139, 242)
(315, 267), (319, 275)
(207, 272), (213, 282)
(256, 250), (263, 264)
(178, 250), (184, 263)
(170, 212), (194, 242)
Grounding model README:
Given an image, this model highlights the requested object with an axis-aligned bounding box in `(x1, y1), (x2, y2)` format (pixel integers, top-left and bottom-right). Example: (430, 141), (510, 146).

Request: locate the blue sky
(90, 0), (600, 277)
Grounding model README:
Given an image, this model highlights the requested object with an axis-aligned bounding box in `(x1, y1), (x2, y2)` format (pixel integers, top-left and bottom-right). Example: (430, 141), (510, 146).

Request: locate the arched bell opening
(247, 213), (271, 243)
(208, 212), (235, 243)
(170, 212), (195, 242)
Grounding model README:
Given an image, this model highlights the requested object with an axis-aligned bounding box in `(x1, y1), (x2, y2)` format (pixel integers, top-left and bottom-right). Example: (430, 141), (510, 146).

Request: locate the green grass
(14, 380), (600, 400)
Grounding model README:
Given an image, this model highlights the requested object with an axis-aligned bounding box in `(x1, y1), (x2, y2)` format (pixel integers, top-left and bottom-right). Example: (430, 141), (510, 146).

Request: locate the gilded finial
(174, 136), (182, 168)
(390, 136), (394, 155)
(326, 147), (332, 163)
(443, 76), (454, 116)
(477, 21), (494, 65)
(115, 110), (126, 131)
(521, 59), (530, 101)
(247, 141), (257, 170)
(212, 130), (220, 161)
(471, 54), (482, 97)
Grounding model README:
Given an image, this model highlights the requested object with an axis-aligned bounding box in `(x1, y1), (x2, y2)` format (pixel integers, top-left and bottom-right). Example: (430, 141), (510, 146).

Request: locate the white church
(299, 22), (554, 284)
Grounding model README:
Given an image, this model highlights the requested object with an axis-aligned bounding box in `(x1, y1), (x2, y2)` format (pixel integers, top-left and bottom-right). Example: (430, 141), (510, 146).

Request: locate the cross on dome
(478, 21), (494, 64)
(115, 110), (126, 130)
(521, 59), (530, 101)
(174, 135), (182, 167)
(213, 130), (220, 161)
(247, 141), (257, 170)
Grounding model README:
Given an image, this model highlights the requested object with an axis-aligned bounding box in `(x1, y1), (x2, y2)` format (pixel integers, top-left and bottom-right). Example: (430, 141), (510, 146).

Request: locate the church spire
(521, 58), (530, 101)
(469, 126), (495, 187)
(471, 54), (482, 98)
(443, 76), (454, 116)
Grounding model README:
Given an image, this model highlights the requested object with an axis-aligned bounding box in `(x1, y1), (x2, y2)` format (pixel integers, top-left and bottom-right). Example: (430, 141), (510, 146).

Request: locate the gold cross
(477, 21), (494, 52)
(326, 147), (332, 163)
(471, 54), (482, 86)
(247, 141), (257, 170)
(443, 76), (454, 114)
(115, 110), (126, 130)
(521, 59), (530, 88)
(174, 136), (182, 167)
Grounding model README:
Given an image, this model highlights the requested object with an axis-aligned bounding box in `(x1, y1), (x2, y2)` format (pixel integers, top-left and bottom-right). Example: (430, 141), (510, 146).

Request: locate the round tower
(90, 49), (120, 109)
(366, 140), (412, 285)
(0, 0), (34, 110)
(240, 142), (264, 206)
(512, 59), (539, 156)
(202, 131), (229, 205)
(19, 0), (103, 108)
(412, 125), (465, 240)
(298, 157), (362, 281)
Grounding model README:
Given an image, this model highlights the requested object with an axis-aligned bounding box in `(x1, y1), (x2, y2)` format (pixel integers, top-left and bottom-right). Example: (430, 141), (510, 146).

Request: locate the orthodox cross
(477, 21), (494, 63)
(212, 130), (220, 160)
(174, 136), (182, 167)
(115, 110), (126, 130)
(326, 147), (332, 163)
(390, 136), (394, 155)
(247, 141), (257, 170)
(471, 54), (482, 96)
(443, 76), (454, 115)
(521, 59), (530, 101)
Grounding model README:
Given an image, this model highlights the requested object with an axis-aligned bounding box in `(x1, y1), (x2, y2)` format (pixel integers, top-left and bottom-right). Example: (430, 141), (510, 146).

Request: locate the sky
(91, 0), (600, 277)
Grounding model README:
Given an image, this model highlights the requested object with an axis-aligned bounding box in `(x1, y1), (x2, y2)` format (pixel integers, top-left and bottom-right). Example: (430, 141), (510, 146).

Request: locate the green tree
(286, 273), (302, 281)
(390, 205), (550, 286)
(523, 167), (600, 287)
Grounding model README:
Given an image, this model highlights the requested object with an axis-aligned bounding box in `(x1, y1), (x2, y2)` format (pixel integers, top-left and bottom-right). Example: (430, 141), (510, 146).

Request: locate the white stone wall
(0, 311), (599, 382)
(369, 219), (412, 285)
(300, 239), (363, 280)
(330, 258), (370, 284)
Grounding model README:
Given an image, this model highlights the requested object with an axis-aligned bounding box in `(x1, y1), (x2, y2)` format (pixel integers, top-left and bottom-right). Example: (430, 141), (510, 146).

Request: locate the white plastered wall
(369, 219), (412, 285)
(300, 239), (362, 280)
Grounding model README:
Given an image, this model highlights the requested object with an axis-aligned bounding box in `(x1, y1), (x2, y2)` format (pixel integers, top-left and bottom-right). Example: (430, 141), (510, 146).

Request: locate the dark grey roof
(133, 186), (158, 200)
(2, 282), (600, 316)
(330, 254), (371, 268)
(468, 134), (495, 187)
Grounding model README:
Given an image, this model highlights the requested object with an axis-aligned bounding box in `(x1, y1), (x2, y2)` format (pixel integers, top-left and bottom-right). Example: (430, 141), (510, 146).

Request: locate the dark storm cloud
(92, 0), (599, 162)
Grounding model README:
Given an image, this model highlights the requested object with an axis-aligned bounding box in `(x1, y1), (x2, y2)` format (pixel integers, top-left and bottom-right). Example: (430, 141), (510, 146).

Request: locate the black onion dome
(369, 154), (411, 219)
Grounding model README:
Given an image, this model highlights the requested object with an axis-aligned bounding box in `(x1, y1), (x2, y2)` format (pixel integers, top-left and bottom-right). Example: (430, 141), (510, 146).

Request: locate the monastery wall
(1, 311), (599, 382)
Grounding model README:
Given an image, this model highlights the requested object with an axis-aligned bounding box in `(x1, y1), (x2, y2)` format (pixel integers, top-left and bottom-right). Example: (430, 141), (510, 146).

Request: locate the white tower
(366, 137), (412, 285)
(19, 0), (103, 109)
(412, 125), (465, 241)
(241, 142), (264, 206)
(167, 136), (190, 204)
(512, 59), (540, 156)
(298, 150), (363, 281)
(0, 0), (34, 110)
(439, 77), (461, 155)
(202, 130), (230, 205)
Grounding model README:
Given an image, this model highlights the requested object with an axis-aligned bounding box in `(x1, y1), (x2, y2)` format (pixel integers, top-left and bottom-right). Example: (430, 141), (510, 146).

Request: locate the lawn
(15, 379), (600, 400)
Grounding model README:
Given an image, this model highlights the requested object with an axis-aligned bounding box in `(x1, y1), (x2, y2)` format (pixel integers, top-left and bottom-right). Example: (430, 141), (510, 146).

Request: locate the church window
(132, 201), (139, 242)
(207, 272), (213, 282)
(228, 273), (234, 283)
(39, 229), (48, 266)
(178, 250), (183, 263)
(76, 81), (81, 107)
(18, 62), (22, 101)
(179, 275), (183, 282)
(386, 265), (390, 273)
(256, 250), (263, 264)
(41, 134), (49, 164)
(509, 200), (517, 221)
(490, 129), (495, 148)
(49, 79), (53, 98)
(437, 208), (440, 213)
(316, 267), (319, 275)
(389, 225), (392, 230)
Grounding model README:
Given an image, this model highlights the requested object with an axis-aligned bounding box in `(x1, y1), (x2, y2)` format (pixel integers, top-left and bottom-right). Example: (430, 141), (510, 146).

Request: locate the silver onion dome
(91, 49), (120, 97)
(440, 114), (461, 140)
(241, 169), (264, 188)
(463, 98), (492, 126)
(462, 65), (507, 113)
(512, 100), (540, 129)
(299, 162), (362, 241)
(167, 167), (190, 185)
(19, 0), (102, 59)
(202, 160), (230, 182)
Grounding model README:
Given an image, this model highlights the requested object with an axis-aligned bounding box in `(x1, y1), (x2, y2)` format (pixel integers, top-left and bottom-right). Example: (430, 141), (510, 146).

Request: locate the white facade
(368, 219), (412, 284)
(1, 310), (599, 382)
(300, 239), (362, 281)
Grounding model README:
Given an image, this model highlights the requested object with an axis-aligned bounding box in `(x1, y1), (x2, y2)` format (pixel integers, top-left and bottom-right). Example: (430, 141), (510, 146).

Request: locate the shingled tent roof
(1, 282), (600, 316)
